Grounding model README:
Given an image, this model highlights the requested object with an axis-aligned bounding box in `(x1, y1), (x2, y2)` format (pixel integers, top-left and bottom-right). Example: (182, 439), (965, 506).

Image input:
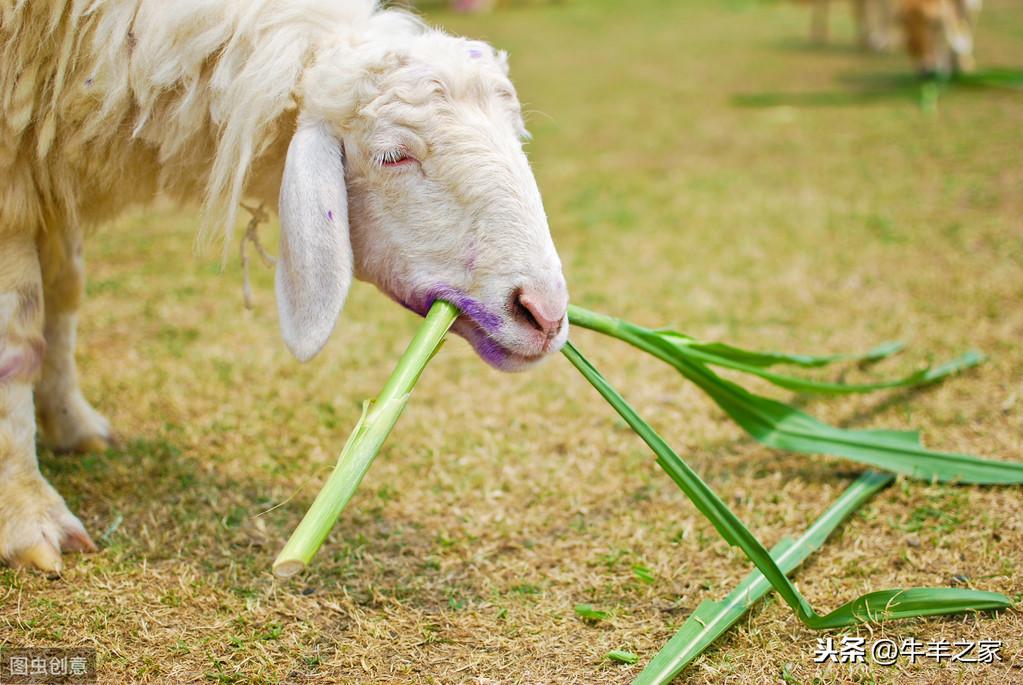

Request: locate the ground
(2, 0), (1022, 683)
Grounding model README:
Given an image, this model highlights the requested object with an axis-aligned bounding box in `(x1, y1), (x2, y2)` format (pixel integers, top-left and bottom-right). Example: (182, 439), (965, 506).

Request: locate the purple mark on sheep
(471, 332), (510, 367)
(430, 287), (502, 333)
(399, 285), (502, 333)
(468, 48), (483, 59)
(327, 210), (334, 222)
(393, 286), (517, 369)
(0, 354), (23, 382)
(0, 338), (45, 384)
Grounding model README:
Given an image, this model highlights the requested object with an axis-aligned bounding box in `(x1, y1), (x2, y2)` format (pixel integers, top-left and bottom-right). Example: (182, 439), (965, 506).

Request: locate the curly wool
(0, 0), (422, 243)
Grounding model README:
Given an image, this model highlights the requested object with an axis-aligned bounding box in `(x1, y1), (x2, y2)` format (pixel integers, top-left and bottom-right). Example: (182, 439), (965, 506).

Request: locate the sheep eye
(378, 149), (415, 168)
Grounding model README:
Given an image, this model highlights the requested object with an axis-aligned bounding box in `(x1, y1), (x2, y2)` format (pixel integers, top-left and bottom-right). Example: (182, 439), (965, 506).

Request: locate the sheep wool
(0, 0), (571, 576)
(0, 0), (421, 241)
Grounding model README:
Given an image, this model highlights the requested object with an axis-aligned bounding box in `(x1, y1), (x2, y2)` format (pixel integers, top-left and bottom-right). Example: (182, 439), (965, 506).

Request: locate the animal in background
(898, 0), (981, 75)
(798, 0), (982, 75)
(802, 0), (898, 52)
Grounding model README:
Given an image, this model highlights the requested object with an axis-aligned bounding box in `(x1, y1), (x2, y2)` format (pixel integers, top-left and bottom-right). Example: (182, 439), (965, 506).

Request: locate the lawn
(2, 0), (1022, 683)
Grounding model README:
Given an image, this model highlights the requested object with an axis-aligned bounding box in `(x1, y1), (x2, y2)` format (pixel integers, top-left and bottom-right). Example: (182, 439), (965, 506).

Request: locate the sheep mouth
(390, 286), (559, 370)
(452, 316), (550, 371)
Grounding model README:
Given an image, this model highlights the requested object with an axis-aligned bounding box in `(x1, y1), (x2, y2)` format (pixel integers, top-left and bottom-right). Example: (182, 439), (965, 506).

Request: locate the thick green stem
(273, 300), (459, 577)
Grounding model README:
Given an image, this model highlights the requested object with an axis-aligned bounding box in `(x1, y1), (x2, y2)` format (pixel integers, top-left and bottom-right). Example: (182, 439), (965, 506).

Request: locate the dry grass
(2, 0), (1022, 682)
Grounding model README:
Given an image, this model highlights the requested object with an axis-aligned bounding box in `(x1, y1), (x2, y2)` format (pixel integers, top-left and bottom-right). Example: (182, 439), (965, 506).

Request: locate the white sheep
(0, 0), (569, 573)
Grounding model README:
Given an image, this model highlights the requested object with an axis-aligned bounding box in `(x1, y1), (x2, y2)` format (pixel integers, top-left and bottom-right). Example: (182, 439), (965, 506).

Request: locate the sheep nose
(514, 286), (567, 338)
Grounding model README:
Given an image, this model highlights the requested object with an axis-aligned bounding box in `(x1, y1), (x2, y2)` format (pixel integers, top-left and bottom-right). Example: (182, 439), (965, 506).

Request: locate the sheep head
(276, 29), (567, 371)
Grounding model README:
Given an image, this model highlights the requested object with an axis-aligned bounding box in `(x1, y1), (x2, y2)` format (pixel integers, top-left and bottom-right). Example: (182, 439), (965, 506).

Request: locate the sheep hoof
(2, 484), (97, 575)
(66, 434), (115, 454)
(11, 539), (65, 575)
(38, 393), (114, 454)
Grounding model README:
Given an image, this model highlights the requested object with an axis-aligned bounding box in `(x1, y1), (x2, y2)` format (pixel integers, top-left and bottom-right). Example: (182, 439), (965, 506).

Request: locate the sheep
(801, 0), (982, 74)
(0, 0), (569, 573)
(898, 0), (981, 75)
(798, 0), (981, 75)
(802, 0), (897, 52)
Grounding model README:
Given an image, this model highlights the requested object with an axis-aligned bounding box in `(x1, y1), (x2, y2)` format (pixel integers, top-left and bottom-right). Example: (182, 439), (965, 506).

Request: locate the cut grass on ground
(2, 0), (1022, 683)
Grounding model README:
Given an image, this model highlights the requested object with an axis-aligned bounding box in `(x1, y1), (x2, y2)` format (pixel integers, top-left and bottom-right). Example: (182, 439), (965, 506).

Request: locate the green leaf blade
(567, 305), (1023, 485)
(563, 342), (1010, 680)
(606, 650), (639, 665)
(809, 588), (1013, 629)
(680, 345), (983, 395)
(684, 338), (905, 370)
(634, 471), (894, 685)
(574, 603), (610, 622)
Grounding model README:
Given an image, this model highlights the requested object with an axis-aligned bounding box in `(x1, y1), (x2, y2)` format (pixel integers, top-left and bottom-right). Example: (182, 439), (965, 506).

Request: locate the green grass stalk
(561, 341), (1011, 633)
(633, 471), (894, 684)
(272, 300), (459, 577)
(567, 305), (1023, 484)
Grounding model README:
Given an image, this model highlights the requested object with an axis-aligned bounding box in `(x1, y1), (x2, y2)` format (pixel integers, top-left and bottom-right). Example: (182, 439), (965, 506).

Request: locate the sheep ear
(276, 119), (352, 362)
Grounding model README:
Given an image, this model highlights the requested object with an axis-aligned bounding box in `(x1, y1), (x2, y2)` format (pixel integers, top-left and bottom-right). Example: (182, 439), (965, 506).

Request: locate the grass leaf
(273, 301), (459, 576)
(577, 306), (981, 395)
(951, 67), (1023, 90)
(568, 306), (1023, 484)
(660, 336), (904, 370)
(679, 344), (983, 395)
(562, 342), (1012, 640)
(632, 564), (656, 584)
(574, 604), (610, 622)
(634, 471), (893, 684)
(606, 650), (639, 665)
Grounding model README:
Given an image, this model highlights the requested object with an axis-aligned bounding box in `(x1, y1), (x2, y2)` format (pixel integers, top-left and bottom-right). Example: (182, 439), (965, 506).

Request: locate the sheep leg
(930, 4), (954, 75)
(946, 0), (977, 74)
(35, 228), (113, 453)
(0, 233), (96, 574)
(863, 0), (895, 51)
(853, 0), (870, 49)
(811, 0), (831, 44)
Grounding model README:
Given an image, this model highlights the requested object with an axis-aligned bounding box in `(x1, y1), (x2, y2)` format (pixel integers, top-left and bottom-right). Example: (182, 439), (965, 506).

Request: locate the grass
(562, 339), (1011, 608)
(634, 470), (898, 684)
(1, 0), (1022, 683)
(273, 301), (458, 577)
(567, 304), (1023, 484)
